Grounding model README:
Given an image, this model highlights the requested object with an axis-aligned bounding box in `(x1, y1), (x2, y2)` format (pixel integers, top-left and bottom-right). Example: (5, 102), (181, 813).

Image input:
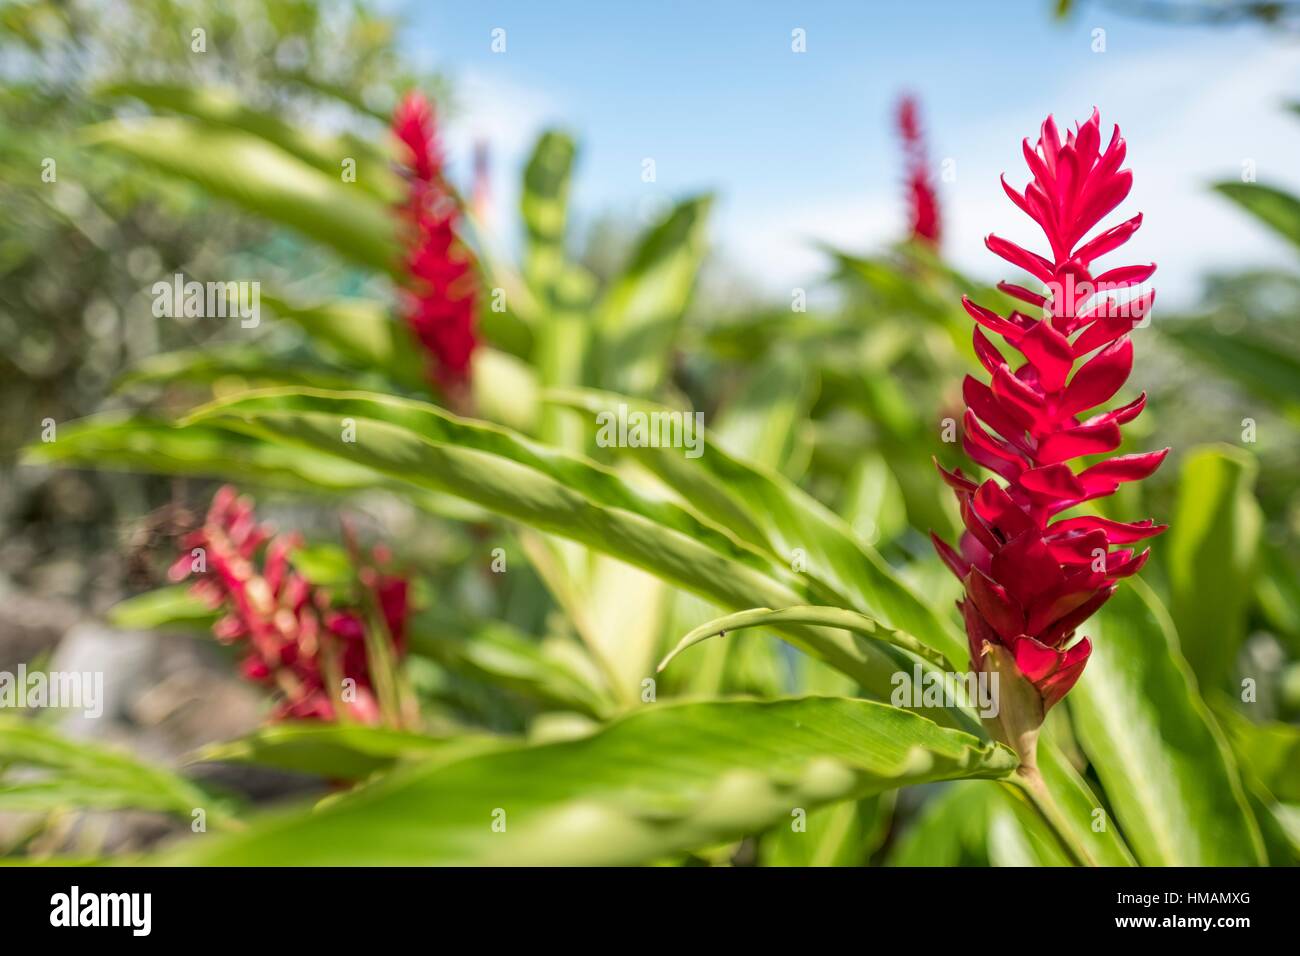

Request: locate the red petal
(1061, 336), (1133, 417)
(1016, 319), (1075, 393)
(931, 532), (971, 580)
(962, 410), (1027, 481)
(966, 568), (1026, 641)
(1039, 588), (1112, 646)
(1074, 213), (1142, 265)
(991, 364), (1048, 430)
(972, 327), (1009, 376)
(1076, 447), (1169, 497)
(1093, 262), (1156, 289)
(1048, 515), (1167, 544)
(934, 457), (978, 496)
(991, 530), (1064, 607)
(963, 376), (1030, 451)
(963, 296), (1026, 341)
(998, 281), (1047, 309)
(972, 480), (1036, 538)
(1039, 639), (1091, 709)
(986, 234), (1054, 283)
(1035, 420), (1123, 465)
(1026, 587), (1100, 638)
(1012, 635), (1062, 684)
(1044, 528), (1109, 566)
(1018, 463), (1086, 501)
(1080, 392), (1147, 429)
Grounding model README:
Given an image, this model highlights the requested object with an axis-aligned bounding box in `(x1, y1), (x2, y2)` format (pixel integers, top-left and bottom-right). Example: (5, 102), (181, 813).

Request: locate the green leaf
(547, 387), (967, 666)
(887, 781), (999, 866)
(193, 723), (490, 781)
(1036, 739), (1137, 866)
(1067, 581), (1266, 865)
(22, 414), (485, 523)
(1256, 540), (1300, 656)
(713, 349), (815, 475)
(0, 718), (235, 824)
(411, 615), (614, 720)
(96, 82), (401, 202)
(521, 129), (577, 298)
(1160, 321), (1300, 420)
(180, 389), (976, 729)
(164, 696), (1016, 865)
(1213, 181), (1300, 252)
(260, 294), (427, 391)
(760, 794), (890, 867)
(118, 346), (379, 393)
(659, 606), (949, 671)
(1213, 703), (1300, 802)
(84, 116), (399, 273)
(597, 196), (712, 394)
(1167, 445), (1263, 690)
(108, 585), (215, 633)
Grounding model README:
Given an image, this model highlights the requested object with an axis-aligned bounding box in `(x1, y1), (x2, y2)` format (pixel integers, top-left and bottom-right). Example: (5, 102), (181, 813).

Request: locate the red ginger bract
(897, 94), (941, 246)
(392, 91), (478, 396)
(931, 110), (1168, 714)
(169, 486), (409, 724)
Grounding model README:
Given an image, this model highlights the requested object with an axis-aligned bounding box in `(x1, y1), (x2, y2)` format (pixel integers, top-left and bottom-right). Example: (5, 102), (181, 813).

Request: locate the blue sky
(395, 0), (1300, 307)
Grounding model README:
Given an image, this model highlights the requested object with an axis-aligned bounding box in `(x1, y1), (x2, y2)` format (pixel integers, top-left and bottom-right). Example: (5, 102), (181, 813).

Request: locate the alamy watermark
(0, 664), (103, 718)
(891, 664), (1000, 718)
(1042, 275), (1153, 325)
(50, 886), (151, 936)
(151, 272), (260, 328)
(595, 403), (705, 459)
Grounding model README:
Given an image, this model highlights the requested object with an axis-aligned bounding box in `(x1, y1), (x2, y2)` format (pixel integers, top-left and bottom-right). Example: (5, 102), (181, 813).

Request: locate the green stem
(1012, 764), (1098, 868)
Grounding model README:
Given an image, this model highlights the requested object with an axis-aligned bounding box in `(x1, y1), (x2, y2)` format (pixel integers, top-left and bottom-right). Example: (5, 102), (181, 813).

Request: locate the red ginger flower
(169, 486), (409, 724)
(931, 110), (1168, 721)
(392, 91), (478, 397)
(897, 95), (942, 246)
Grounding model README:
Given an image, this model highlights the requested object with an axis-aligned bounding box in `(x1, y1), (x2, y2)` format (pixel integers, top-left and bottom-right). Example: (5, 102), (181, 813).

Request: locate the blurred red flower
(897, 95), (942, 246)
(170, 486), (409, 724)
(392, 91), (478, 399)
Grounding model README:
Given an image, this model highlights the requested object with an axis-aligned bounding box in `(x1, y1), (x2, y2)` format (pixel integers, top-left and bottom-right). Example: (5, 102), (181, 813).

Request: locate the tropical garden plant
(2, 0), (1297, 869)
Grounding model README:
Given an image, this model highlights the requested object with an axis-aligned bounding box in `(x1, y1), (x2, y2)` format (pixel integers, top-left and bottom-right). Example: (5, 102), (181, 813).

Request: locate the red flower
(392, 91), (478, 395)
(169, 486), (410, 724)
(897, 95), (942, 246)
(932, 110), (1167, 714)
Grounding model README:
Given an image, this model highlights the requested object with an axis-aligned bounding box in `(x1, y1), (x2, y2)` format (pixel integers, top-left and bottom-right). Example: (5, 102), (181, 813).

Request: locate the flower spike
(932, 111), (1167, 759)
(392, 91), (478, 402)
(897, 94), (942, 246)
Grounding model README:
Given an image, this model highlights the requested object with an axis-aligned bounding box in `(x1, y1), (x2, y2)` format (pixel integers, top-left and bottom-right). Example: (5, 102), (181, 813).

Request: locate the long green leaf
(411, 614), (614, 720)
(597, 196), (712, 394)
(659, 606), (948, 671)
(164, 696), (1015, 865)
(97, 82), (401, 202)
(22, 415), (486, 523)
(84, 116), (399, 272)
(194, 723), (490, 782)
(547, 387), (967, 665)
(1167, 445), (1262, 691)
(178, 389), (976, 728)
(108, 585), (215, 633)
(0, 718), (235, 825)
(260, 294), (427, 391)
(1068, 581), (1266, 865)
(1161, 321), (1300, 420)
(1214, 181), (1300, 252)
